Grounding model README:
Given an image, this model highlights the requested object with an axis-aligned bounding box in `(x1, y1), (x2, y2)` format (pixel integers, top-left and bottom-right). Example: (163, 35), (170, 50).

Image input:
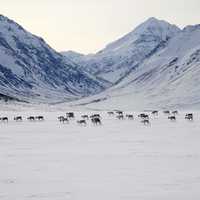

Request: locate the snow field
(0, 111), (200, 200)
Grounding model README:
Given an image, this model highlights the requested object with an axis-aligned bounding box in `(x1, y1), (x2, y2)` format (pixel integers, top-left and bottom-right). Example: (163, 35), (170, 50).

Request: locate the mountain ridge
(0, 15), (199, 109)
(63, 17), (181, 84)
(69, 25), (200, 109)
(0, 14), (107, 103)
(62, 18), (200, 109)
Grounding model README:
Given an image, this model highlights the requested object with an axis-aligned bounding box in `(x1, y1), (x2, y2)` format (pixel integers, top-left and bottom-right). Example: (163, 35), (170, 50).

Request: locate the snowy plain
(1, 108), (200, 200)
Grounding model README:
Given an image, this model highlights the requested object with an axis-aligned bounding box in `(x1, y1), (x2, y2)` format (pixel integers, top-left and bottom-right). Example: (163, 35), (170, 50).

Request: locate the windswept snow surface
(1, 110), (200, 199)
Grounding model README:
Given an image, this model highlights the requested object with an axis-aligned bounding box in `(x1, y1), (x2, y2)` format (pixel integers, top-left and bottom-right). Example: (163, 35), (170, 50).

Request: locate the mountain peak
(141, 17), (176, 26)
(103, 17), (180, 54)
(144, 17), (160, 23)
(134, 17), (181, 35)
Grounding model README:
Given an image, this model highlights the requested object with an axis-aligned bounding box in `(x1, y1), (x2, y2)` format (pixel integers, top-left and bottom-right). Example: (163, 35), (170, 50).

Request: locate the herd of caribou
(58, 110), (194, 126)
(0, 110), (194, 125)
(0, 115), (44, 122)
(58, 112), (102, 126)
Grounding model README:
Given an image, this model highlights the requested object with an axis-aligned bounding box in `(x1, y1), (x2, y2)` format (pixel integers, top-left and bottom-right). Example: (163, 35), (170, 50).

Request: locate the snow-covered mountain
(64, 17), (181, 84)
(66, 20), (200, 110)
(1, 14), (200, 108)
(0, 15), (107, 103)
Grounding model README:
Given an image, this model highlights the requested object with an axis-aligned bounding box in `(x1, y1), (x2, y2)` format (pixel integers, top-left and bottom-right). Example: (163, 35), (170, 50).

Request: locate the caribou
(168, 116), (176, 121)
(141, 119), (150, 125)
(172, 110), (178, 115)
(14, 116), (22, 121)
(35, 116), (44, 121)
(66, 112), (75, 119)
(115, 110), (123, 115)
(163, 110), (170, 115)
(27, 116), (35, 121)
(126, 114), (134, 120)
(116, 114), (124, 120)
(81, 115), (89, 120)
(90, 114), (101, 119)
(58, 116), (69, 123)
(152, 110), (158, 115)
(77, 120), (87, 126)
(91, 117), (102, 125)
(185, 113), (193, 121)
(138, 113), (149, 119)
(0, 117), (8, 122)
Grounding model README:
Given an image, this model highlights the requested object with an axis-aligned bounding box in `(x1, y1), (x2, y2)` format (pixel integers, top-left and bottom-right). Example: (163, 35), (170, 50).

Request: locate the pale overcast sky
(0, 0), (199, 54)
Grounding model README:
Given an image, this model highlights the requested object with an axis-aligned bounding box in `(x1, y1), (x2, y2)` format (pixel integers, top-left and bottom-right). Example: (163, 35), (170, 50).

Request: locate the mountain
(1, 15), (200, 108)
(64, 17), (181, 84)
(0, 15), (106, 103)
(67, 22), (200, 110)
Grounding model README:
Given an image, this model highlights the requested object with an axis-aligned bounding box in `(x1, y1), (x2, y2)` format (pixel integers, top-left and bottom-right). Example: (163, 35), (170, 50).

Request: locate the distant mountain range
(0, 15), (200, 108)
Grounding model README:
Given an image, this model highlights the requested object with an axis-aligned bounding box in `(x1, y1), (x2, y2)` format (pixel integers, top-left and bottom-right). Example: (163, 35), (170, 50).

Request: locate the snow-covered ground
(1, 110), (200, 200)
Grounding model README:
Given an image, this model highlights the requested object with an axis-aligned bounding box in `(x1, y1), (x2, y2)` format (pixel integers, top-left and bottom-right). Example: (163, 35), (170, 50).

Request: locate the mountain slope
(1, 15), (200, 108)
(0, 15), (106, 103)
(68, 24), (200, 110)
(65, 17), (181, 84)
